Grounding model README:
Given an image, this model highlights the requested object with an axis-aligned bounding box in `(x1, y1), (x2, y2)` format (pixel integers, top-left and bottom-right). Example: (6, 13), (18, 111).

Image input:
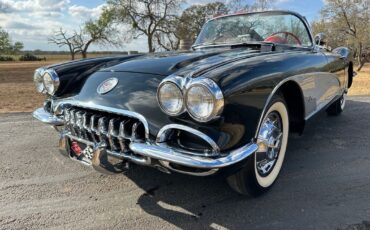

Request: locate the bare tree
(252, 0), (276, 10)
(48, 28), (80, 60)
(48, 10), (119, 59)
(107, 0), (182, 53)
(314, 0), (370, 71)
(175, 2), (229, 44)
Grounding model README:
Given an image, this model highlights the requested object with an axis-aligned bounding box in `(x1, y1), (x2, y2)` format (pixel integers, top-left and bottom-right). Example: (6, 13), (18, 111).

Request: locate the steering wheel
(265, 32), (302, 45)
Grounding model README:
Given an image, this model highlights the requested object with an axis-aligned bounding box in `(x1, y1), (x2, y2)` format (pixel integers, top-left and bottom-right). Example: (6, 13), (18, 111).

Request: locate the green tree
(13, 41), (24, 54)
(0, 27), (12, 54)
(0, 27), (24, 55)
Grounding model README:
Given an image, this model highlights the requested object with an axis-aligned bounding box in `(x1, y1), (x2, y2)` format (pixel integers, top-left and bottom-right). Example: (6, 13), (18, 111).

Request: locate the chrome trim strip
(54, 101), (149, 139)
(33, 107), (64, 126)
(129, 142), (258, 169)
(254, 73), (343, 138)
(157, 124), (220, 153)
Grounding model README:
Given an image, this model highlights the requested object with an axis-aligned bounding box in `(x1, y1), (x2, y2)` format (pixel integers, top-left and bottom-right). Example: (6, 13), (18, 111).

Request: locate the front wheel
(227, 94), (289, 196)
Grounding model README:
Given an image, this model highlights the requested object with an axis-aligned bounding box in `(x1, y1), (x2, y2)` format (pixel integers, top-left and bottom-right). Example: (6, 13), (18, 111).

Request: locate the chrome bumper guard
(33, 106), (258, 174)
(33, 107), (64, 126)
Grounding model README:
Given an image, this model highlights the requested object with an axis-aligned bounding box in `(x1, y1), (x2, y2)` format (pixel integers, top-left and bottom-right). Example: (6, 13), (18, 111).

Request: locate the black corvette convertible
(33, 10), (354, 196)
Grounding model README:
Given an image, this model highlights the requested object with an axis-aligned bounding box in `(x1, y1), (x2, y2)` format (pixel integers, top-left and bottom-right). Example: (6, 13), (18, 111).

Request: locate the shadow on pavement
(124, 98), (370, 229)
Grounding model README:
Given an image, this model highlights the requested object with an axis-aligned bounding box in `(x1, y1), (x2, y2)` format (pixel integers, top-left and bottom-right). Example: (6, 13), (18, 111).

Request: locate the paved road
(1, 96), (370, 230)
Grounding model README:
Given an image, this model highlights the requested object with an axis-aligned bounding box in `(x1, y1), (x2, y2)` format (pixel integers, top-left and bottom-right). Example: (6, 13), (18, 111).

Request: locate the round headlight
(33, 69), (45, 93)
(185, 79), (224, 122)
(43, 70), (60, 95)
(157, 82), (184, 115)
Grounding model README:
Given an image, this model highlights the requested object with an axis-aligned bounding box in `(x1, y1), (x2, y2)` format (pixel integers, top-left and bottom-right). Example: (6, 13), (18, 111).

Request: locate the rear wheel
(326, 94), (346, 116)
(227, 94), (289, 196)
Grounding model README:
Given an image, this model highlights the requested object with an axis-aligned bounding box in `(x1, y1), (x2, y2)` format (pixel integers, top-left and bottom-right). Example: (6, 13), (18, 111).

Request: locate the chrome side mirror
(314, 33), (326, 46)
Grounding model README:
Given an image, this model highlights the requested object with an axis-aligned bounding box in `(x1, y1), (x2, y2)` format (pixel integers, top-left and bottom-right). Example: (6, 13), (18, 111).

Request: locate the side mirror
(314, 33), (326, 46)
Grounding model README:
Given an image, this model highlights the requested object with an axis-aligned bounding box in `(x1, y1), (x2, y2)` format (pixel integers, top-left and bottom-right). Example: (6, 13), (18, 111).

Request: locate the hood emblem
(97, 78), (119, 95)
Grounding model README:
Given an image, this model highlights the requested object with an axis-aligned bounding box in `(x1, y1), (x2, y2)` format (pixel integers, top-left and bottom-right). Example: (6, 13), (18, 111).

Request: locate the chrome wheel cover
(256, 111), (283, 176)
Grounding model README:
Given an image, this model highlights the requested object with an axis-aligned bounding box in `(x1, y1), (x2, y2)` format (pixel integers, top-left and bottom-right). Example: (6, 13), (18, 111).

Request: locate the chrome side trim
(157, 124), (220, 153)
(54, 101), (149, 139)
(254, 73), (343, 138)
(33, 107), (64, 126)
(129, 142), (258, 169)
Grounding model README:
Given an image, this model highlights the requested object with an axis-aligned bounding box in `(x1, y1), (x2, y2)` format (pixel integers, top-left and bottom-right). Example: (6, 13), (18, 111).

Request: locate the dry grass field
(0, 58), (369, 113)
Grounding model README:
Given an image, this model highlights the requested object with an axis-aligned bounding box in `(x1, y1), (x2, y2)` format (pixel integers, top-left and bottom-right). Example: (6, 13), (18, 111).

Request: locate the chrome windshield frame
(192, 10), (315, 50)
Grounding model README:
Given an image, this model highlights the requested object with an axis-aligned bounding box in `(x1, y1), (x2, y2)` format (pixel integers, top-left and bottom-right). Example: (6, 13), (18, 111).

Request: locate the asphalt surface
(1, 96), (370, 230)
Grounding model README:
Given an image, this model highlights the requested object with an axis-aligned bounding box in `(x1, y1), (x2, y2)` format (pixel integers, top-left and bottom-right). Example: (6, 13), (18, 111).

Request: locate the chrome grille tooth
(108, 118), (119, 137)
(97, 117), (109, 145)
(64, 108), (71, 123)
(108, 118), (119, 150)
(82, 112), (90, 131)
(69, 109), (77, 136)
(75, 111), (85, 138)
(98, 117), (109, 135)
(90, 115), (99, 133)
(90, 115), (100, 143)
(118, 120), (129, 152)
(69, 109), (76, 125)
(76, 111), (84, 129)
(119, 120), (130, 139)
(131, 122), (141, 141)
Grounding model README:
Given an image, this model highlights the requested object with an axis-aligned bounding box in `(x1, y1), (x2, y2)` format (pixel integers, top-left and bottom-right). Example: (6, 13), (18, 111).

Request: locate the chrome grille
(63, 107), (146, 153)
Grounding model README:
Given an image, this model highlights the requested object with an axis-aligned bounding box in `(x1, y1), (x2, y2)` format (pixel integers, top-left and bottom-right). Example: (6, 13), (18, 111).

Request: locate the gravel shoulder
(0, 96), (370, 229)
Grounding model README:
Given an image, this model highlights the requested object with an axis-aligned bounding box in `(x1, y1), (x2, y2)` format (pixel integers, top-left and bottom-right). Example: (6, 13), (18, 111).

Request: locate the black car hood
(103, 48), (262, 77)
(76, 48), (278, 132)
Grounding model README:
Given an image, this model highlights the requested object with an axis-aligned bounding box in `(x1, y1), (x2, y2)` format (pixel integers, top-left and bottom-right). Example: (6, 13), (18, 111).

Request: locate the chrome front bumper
(129, 143), (258, 169)
(33, 107), (258, 175)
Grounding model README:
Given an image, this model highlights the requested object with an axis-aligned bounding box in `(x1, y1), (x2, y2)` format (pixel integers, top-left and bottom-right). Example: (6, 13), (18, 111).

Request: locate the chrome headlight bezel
(42, 69), (60, 95)
(157, 76), (224, 123)
(185, 78), (224, 122)
(33, 68), (45, 94)
(157, 78), (186, 116)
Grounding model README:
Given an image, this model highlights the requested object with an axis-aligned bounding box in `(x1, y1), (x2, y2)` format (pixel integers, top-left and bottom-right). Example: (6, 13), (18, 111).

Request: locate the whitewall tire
(227, 94), (289, 196)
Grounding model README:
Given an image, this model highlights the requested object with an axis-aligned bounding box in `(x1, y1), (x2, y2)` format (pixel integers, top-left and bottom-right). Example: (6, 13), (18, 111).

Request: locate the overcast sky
(0, 0), (325, 52)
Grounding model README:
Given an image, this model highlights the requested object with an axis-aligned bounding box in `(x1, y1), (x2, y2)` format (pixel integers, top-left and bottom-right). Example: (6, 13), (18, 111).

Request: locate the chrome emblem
(97, 78), (119, 95)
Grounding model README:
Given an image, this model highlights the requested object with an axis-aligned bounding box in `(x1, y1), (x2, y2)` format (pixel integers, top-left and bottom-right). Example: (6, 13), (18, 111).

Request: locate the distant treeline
(21, 50), (140, 55)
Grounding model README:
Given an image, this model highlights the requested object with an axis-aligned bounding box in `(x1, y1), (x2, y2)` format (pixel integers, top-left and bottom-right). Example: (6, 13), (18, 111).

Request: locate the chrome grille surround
(64, 106), (147, 153)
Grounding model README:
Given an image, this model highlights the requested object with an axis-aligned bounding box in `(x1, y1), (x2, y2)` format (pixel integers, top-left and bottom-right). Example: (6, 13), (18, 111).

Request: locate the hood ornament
(97, 78), (119, 95)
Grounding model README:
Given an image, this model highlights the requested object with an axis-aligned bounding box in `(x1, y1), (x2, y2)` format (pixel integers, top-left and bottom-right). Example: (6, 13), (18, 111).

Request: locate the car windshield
(194, 12), (312, 48)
